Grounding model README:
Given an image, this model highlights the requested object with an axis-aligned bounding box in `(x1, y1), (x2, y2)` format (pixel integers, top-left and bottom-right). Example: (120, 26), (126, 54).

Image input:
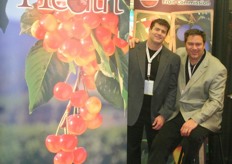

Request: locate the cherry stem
(55, 102), (71, 135)
(55, 67), (82, 135)
(65, 71), (72, 83)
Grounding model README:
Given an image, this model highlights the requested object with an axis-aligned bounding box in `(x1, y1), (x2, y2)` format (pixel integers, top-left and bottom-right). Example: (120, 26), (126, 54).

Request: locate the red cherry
(57, 19), (74, 39)
(53, 10), (74, 22)
(81, 62), (97, 75)
(31, 20), (46, 40)
(53, 82), (73, 101)
(86, 113), (103, 129)
(85, 96), (102, 114)
(39, 14), (58, 32)
(79, 108), (97, 121)
(75, 50), (96, 66)
(83, 12), (101, 29)
(56, 51), (73, 63)
(113, 36), (128, 48)
(72, 20), (91, 39)
(67, 115), (87, 135)
(54, 151), (74, 164)
(103, 40), (116, 56)
(73, 14), (83, 22)
(58, 38), (83, 58)
(91, 60), (99, 71)
(81, 60), (98, 75)
(60, 134), (78, 152)
(70, 90), (89, 108)
(110, 26), (119, 35)
(101, 13), (119, 30)
(82, 74), (96, 90)
(45, 134), (61, 153)
(43, 30), (63, 52)
(94, 26), (112, 46)
(73, 147), (88, 164)
(80, 36), (95, 52)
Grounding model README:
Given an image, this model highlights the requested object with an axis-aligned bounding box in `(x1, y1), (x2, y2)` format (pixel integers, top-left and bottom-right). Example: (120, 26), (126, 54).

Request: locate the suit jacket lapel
(137, 42), (146, 80)
(178, 53), (187, 94)
(181, 53), (209, 96)
(153, 47), (169, 90)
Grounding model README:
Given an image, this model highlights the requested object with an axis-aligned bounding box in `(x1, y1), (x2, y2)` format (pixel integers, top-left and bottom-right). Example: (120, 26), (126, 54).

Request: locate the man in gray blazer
(127, 18), (180, 164)
(148, 29), (227, 164)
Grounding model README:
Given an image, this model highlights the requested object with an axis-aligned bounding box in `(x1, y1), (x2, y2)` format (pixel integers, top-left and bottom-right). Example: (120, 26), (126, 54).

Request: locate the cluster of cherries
(31, 0), (128, 64)
(29, 0), (128, 163)
(45, 81), (102, 164)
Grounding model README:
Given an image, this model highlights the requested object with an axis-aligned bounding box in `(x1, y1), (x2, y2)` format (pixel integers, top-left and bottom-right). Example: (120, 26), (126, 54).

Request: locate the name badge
(144, 80), (154, 95)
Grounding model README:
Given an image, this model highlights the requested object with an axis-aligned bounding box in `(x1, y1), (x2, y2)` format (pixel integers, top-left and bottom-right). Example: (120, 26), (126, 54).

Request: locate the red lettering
(92, 0), (108, 13)
(18, 0), (33, 8)
(17, 0), (124, 15)
(51, 0), (67, 11)
(113, 0), (124, 15)
(37, 0), (53, 10)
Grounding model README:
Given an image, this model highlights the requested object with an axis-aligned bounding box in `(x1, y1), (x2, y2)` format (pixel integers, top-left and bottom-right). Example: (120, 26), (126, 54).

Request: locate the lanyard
(146, 44), (162, 79)
(187, 59), (197, 79)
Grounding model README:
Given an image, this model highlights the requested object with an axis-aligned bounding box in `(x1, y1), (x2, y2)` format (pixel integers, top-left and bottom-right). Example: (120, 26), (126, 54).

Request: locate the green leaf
(95, 47), (128, 110)
(106, 48), (128, 109)
(25, 41), (69, 114)
(114, 48), (128, 110)
(91, 34), (115, 78)
(95, 71), (124, 109)
(20, 4), (42, 35)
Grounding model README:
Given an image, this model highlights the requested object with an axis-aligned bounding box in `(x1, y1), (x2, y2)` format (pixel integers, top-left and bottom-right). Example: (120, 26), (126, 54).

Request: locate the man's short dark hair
(184, 29), (206, 43)
(149, 18), (170, 34)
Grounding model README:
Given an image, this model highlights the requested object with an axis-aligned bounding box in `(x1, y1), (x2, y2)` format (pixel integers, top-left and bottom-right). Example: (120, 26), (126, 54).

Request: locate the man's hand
(129, 37), (140, 48)
(152, 115), (165, 130)
(180, 119), (198, 136)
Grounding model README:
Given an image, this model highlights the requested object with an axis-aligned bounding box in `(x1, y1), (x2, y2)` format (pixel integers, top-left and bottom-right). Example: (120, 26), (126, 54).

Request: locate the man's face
(148, 23), (168, 45)
(185, 35), (205, 62)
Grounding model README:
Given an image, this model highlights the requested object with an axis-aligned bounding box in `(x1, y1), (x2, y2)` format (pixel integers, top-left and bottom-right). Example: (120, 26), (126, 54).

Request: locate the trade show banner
(132, 0), (214, 163)
(133, 0), (214, 52)
(0, 0), (129, 163)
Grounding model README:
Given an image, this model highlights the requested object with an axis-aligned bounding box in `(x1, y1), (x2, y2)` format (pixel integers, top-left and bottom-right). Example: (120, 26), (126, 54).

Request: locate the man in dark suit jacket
(127, 18), (180, 164)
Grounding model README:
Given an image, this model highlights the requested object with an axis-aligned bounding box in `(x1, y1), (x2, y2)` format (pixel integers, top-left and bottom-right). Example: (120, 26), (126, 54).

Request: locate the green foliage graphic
(25, 41), (69, 113)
